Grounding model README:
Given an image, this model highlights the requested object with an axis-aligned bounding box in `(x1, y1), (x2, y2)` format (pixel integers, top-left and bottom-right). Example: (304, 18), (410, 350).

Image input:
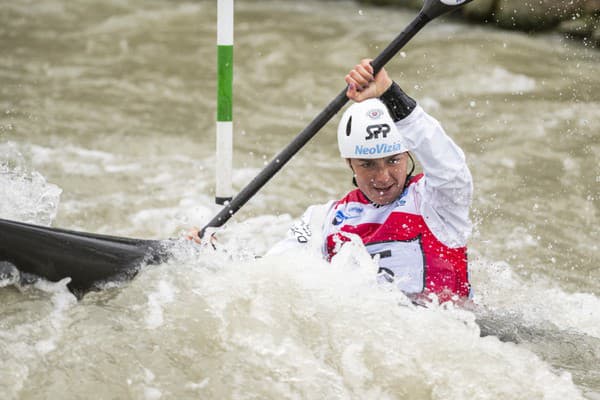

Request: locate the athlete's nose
(371, 166), (392, 187)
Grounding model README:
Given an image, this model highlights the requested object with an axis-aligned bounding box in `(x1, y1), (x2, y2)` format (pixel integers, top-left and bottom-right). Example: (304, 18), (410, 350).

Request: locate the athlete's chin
(369, 192), (399, 205)
(376, 198), (395, 205)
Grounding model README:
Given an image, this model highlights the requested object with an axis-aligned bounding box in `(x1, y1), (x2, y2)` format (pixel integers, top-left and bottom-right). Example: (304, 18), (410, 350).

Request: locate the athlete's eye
(388, 157), (401, 165)
(360, 161), (372, 168)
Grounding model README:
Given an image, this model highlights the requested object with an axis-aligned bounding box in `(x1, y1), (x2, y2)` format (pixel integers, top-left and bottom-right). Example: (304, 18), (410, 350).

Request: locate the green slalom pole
(215, 0), (234, 205)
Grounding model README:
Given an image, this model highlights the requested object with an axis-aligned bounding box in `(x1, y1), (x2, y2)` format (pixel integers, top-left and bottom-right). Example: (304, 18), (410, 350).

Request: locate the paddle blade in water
(0, 218), (169, 297)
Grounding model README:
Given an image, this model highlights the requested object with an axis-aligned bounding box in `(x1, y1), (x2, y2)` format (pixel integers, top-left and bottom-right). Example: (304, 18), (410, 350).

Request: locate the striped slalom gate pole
(215, 0), (234, 205)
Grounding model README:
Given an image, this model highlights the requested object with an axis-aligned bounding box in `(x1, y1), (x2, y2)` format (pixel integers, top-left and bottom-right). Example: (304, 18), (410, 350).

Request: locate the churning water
(1, 1), (599, 399)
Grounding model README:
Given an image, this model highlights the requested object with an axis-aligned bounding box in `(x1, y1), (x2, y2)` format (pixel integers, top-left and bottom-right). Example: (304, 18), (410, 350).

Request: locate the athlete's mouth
(373, 184), (394, 195)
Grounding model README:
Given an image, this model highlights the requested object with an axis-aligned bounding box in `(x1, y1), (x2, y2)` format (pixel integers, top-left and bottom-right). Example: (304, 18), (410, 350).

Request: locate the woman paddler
(190, 59), (474, 304)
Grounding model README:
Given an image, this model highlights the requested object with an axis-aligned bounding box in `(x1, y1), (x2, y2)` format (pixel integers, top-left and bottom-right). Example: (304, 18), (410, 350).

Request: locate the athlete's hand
(185, 227), (203, 244)
(185, 227), (218, 249)
(345, 59), (393, 102)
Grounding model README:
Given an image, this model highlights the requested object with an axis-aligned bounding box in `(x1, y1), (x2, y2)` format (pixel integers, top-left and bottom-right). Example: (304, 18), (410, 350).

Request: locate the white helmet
(337, 98), (405, 159)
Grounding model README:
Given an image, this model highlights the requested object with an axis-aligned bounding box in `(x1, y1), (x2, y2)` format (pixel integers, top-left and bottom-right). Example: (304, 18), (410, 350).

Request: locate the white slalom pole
(216, 0), (233, 205)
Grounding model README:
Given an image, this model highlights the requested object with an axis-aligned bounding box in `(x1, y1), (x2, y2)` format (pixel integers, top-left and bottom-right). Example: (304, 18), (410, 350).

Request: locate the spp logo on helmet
(365, 124), (390, 140)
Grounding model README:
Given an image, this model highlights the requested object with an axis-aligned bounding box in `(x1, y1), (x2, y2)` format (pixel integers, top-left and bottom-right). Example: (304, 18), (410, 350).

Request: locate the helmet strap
(404, 152), (415, 188)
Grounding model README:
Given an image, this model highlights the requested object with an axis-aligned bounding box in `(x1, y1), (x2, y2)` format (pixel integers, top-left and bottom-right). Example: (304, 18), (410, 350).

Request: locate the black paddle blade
(0, 218), (170, 296)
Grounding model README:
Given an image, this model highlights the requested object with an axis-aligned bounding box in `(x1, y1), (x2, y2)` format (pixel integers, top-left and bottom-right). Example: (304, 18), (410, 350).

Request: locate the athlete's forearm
(380, 83), (472, 247)
(379, 82), (471, 193)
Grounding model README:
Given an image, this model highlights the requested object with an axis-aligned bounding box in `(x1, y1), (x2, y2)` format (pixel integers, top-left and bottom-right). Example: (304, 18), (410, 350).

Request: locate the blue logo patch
(332, 206), (364, 226)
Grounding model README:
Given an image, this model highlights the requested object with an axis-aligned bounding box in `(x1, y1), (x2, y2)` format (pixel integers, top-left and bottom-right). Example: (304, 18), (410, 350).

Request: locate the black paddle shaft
(200, 0), (472, 237)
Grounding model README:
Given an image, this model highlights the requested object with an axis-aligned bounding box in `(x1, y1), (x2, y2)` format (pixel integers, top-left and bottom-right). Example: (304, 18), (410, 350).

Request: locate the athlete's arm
(266, 201), (334, 256)
(345, 59), (472, 248)
(381, 85), (473, 248)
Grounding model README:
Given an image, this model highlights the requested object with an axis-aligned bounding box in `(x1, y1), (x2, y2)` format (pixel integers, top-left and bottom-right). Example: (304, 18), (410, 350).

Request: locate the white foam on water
(143, 387), (162, 400)
(0, 143), (62, 225)
(29, 143), (142, 177)
(0, 263), (19, 288)
(472, 258), (600, 339)
(127, 227), (583, 399)
(2, 210), (593, 398)
(0, 278), (76, 398)
(84, 3), (204, 35)
(215, 214), (295, 257)
(184, 378), (210, 391)
(145, 280), (175, 330)
(128, 196), (217, 238)
(33, 144), (116, 163)
(141, 368), (162, 400)
(123, 367), (164, 400)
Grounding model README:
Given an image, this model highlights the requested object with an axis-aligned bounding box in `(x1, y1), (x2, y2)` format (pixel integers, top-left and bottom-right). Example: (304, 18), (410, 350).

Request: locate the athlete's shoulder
(334, 188), (370, 207)
(407, 173), (424, 186)
(266, 200), (334, 256)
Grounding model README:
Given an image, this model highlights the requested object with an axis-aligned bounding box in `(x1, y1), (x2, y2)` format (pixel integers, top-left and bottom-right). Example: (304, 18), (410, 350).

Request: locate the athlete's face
(348, 153), (408, 205)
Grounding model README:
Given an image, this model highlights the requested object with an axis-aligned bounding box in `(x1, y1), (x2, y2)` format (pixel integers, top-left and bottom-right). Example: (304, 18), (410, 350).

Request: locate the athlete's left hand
(185, 227), (203, 244)
(185, 227), (218, 249)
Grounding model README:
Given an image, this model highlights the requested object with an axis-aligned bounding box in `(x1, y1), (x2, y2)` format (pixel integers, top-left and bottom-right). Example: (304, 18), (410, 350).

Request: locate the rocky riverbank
(358, 0), (600, 48)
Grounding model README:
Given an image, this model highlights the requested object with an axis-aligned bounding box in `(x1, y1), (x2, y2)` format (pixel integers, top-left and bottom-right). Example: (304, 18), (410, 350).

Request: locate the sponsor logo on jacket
(332, 206), (364, 226)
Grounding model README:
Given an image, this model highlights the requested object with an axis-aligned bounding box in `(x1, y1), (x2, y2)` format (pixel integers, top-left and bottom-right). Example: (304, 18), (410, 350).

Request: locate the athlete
(188, 59), (473, 303)
(267, 59), (473, 303)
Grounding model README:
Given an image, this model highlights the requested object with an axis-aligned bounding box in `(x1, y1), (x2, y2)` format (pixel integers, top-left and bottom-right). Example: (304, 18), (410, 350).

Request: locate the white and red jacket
(269, 104), (473, 301)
